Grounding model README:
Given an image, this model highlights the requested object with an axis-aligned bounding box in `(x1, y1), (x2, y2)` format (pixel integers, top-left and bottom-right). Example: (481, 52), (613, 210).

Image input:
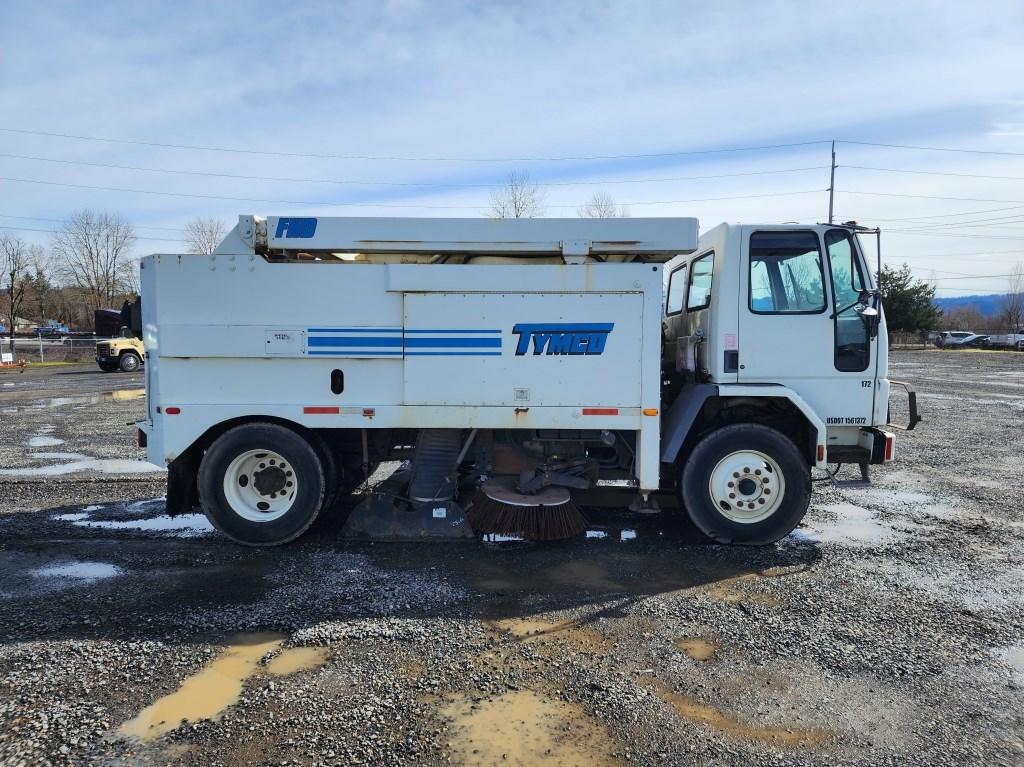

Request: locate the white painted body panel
(142, 231), (667, 488)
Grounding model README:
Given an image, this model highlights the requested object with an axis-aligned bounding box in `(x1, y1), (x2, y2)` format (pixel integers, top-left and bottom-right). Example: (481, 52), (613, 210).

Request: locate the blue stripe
(403, 329), (501, 334)
(405, 337), (501, 348)
(308, 350), (403, 356)
(308, 327), (402, 333)
(309, 336), (403, 348)
(406, 351), (503, 356)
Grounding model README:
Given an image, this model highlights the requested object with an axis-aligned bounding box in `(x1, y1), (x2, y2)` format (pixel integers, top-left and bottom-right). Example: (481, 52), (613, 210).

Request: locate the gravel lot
(1, 351), (1022, 767)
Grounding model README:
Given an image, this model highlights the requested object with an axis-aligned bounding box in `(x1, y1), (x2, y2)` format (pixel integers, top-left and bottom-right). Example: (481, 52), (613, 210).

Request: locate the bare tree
(51, 210), (136, 312)
(1001, 262), (1024, 331)
(578, 191), (630, 218)
(1, 235), (32, 355)
(489, 171), (546, 219)
(184, 216), (227, 255)
(28, 245), (57, 325)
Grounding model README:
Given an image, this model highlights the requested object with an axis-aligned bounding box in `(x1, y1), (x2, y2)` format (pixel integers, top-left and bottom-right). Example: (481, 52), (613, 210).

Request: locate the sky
(2, 0), (1024, 296)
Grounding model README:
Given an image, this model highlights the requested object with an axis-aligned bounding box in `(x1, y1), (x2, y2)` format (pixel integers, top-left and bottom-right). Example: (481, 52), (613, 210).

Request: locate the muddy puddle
(120, 633), (329, 741)
(27, 435), (64, 447)
(648, 679), (831, 749)
(266, 646), (330, 675)
(795, 502), (898, 547)
(37, 388), (144, 408)
(0, 457), (164, 477)
(488, 616), (612, 653)
(31, 561), (123, 582)
(673, 637), (717, 661)
(441, 690), (622, 767)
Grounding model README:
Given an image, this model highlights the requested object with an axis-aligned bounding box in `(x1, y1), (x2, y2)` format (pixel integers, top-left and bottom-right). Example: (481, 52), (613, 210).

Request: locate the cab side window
(748, 231), (826, 313)
(687, 252), (713, 311)
(665, 264), (686, 316)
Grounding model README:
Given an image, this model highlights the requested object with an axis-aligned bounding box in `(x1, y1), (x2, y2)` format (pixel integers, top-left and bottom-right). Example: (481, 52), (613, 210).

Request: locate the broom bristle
(467, 487), (588, 541)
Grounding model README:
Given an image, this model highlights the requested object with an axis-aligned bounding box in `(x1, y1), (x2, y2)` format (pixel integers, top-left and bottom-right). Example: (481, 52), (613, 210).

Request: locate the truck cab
(97, 328), (145, 373)
(657, 223), (908, 543)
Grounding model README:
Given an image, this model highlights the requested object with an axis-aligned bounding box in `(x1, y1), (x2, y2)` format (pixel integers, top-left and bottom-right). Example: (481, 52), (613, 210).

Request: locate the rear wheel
(119, 352), (141, 372)
(198, 422), (325, 546)
(680, 424), (810, 545)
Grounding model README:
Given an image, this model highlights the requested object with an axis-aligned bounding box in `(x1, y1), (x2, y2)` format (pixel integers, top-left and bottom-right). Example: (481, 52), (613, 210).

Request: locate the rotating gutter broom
(467, 476), (588, 541)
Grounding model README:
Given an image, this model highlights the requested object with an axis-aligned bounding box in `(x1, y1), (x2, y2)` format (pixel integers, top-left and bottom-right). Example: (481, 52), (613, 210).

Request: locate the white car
(936, 331), (983, 347)
(984, 332), (1024, 350)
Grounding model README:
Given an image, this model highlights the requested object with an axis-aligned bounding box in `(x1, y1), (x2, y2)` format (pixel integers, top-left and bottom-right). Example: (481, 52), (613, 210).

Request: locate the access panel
(402, 292), (644, 407)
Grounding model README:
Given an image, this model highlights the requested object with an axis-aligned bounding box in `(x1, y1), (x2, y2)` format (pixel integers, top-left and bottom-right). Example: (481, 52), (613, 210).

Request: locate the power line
(848, 205), (1024, 223)
(0, 213), (182, 232)
(888, 264), (1008, 277)
(0, 176), (824, 209)
(0, 126), (831, 163)
(838, 139), (1024, 157)
(843, 190), (1024, 204)
(845, 165), (1024, 182)
(926, 272), (1017, 281)
(883, 230), (1024, 241)
(0, 224), (183, 242)
(877, 247), (1024, 258)
(0, 152), (828, 189)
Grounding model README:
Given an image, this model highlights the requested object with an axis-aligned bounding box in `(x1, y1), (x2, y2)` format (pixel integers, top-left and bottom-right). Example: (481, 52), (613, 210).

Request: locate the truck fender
(659, 383), (718, 464)
(716, 384), (828, 468)
(659, 384), (828, 468)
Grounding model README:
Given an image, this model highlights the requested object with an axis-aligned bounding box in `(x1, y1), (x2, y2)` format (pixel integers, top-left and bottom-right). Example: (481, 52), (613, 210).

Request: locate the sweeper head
(467, 477), (588, 541)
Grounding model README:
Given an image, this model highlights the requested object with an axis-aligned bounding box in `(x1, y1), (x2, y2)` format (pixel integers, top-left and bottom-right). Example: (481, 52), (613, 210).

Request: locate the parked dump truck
(96, 301), (145, 372)
(135, 215), (918, 546)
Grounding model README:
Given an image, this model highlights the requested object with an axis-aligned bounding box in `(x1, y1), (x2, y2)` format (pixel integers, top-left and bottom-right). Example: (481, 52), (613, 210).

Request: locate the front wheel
(198, 423), (326, 546)
(119, 352), (141, 372)
(680, 424), (810, 545)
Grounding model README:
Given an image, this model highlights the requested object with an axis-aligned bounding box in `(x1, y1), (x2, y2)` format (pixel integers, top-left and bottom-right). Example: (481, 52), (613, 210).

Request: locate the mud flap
(166, 450), (200, 517)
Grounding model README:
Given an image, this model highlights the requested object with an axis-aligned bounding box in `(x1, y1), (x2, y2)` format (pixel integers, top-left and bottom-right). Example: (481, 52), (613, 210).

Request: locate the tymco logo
(274, 217), (318, 238)
(512, 323), (614, 356)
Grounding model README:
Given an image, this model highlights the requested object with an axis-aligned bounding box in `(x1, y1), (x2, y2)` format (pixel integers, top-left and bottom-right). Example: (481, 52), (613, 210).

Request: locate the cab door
(737, 227), (875, 426)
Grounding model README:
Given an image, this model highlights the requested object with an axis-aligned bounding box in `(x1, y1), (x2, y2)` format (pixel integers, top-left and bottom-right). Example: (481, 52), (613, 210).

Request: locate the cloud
(1, 0), (1024, 294)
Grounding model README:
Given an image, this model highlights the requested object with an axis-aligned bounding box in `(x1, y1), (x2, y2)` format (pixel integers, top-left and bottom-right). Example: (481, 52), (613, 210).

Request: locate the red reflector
(362, 408), (375, 418)
(885, 434), (894, 461)
(582, 407), (618, 416)
(165, 407), (181, 415)
(303, 406), (339, 415)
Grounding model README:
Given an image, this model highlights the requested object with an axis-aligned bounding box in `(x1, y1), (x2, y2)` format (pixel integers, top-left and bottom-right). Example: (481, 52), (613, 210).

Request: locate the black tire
(198, 422), (325, 546)
(309, 431), (343, 512)
(119, 352), (141, 372)
(98, 361), (118, 373)
(680, 423), (810, 545)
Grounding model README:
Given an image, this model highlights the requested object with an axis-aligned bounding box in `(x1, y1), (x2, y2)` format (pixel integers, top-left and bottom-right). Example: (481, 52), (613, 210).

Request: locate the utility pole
(827, 140), (836, 224)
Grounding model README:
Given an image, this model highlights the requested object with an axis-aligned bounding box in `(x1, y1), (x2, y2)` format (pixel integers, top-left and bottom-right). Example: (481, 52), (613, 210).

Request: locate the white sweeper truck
(133, 215), (919, 545)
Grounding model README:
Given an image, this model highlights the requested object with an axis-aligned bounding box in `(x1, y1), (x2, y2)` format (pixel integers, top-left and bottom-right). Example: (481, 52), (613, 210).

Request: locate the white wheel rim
(708, 449), (785, 524)
(222, 449), (297, 522)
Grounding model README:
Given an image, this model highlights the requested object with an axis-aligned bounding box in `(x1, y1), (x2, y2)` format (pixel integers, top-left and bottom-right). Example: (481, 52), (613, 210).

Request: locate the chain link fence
(1, 337), (120, 365)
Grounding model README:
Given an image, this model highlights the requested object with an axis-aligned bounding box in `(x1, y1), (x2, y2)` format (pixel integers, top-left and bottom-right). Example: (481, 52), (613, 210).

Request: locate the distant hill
(933, 293), (1008, 317)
